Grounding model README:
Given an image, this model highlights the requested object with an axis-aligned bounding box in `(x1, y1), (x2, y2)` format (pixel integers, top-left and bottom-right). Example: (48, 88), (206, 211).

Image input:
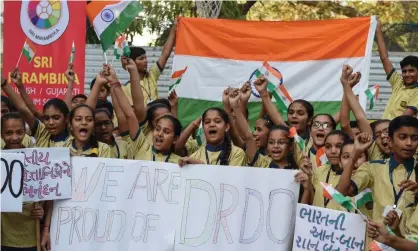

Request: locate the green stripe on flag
(355, 189), (373, 208)
(365, 89), (375, 109)
(169, 78), (182, 92)
(99, 2), (142, 51)
(178, 98), (341, 128)
(253, 69), (288, 114)
(23, 49), (32, 62)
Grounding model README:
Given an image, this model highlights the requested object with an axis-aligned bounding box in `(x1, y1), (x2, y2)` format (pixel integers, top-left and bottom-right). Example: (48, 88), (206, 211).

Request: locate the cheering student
(337, 115), (418, 237)
(376, 18), (418, 119)
(0, 112), (45, 251)
(105, 62), (182, 163)
(121, 22), (177, 105)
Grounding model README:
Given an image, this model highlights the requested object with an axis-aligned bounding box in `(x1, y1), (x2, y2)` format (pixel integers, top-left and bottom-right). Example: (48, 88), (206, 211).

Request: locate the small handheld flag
(354, 188), (373, 208)
(320, 182), (353, 211)
(17, 38), (37, 67)
(289, 127), (304, 151)
(196, 121), (205, 146)
(169, 67), (188, 93)
(316, 147), (328, 167)
(114, 34), (130, 59)
(69, 41), (75, 64)
(365, 85), (379, 110)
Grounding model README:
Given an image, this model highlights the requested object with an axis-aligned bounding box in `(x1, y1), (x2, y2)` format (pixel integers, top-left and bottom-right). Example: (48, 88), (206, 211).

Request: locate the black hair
(1, 112), (25, 131)
(202, 107), (232, 166)
(269, 125), (298, 170)
(90, 78), (110, 92)
(43, 98), (70, 117)
(129, 46), (146, 61)
(1, 95), (14, 112)
(289, 99), (314, 120)
(311, 113), (337, 130)
(370, 119), (390, 136)
(146, 103), (171, 127)
(324, 130), (350, 145)
(389, 115), (418, 138)
(157, 114), (182, 137)
(407, 106), (418, 114)
(147, 98), (172, 111)
(341, 139), (369, 161)
(400, 55), (418, 69)
(72, 94), (87, 102)
(70, 104), (99, 149)
(257, 115), (274, 130)
(94, 108), (112, 120)
(96, 100), (114, 118)
(349, 121), (358, 128)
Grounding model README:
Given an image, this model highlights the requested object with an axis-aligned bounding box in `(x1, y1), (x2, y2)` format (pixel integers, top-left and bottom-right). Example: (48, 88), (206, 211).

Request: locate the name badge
(401, 101), (407, 108)
(382, 205), (402, 218)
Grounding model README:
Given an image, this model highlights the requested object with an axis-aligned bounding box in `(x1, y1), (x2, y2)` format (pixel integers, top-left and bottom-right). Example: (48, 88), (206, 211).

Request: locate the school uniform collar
(388, 154), (415, 172)
(310, 146), (317, 155)
(259, 147), (266, 155)
(152, 146), (171, 156)
(408, 82), (418, 88)
(269, 162), (293, 169)
(330, 164), (343, 175)
(109, 137), (117, 146)
(206, 142), (224, 152)
(71, 139), (92, 152)
(300, 130), (309, 140)
(51, 129), (69, 142)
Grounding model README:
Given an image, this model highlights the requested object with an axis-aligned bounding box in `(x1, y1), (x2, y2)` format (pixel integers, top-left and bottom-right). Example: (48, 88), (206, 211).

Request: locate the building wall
(85, 44), (416, 119)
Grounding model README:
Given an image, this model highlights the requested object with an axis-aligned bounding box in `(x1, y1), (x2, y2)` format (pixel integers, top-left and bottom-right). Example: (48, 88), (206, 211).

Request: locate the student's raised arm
(175, 117), (201, 156)
(340, 93), (354, 138)
(86, 71), (107, 109)
(110, 84), (128, 134)
(11, 68), (43, 120)
(103, 64), (139, 139)
(1, 77), (36, 129)
(64, 64), (75, 109)
(124, 56), (146, 123)
(158, 22), (176, 70)
(254, 76), (287, 127)
(376, 18), (393, 76)
(229, 89), (257, 162)
(168, 90), (178, 118)
(223, 87), (244, 148)
(340, 65), (373, 135)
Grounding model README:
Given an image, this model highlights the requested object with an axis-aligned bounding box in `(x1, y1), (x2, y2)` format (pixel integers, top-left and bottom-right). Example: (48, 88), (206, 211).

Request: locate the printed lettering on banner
(1, 153), (25, 212)
(3, 147), (71, 202)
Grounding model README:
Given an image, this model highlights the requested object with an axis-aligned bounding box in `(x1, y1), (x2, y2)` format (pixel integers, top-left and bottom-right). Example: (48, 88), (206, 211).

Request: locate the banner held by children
(3, 148), (71, 202)
(1, 153), (25, 212)
(293, 204), (366, 251)
(51, 157), (300, 251)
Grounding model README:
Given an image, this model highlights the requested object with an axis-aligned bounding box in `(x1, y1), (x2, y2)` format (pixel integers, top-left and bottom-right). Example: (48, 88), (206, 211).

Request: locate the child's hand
(399, 180), (418, 195)
(31, 203), (44, 220)
(383, 210), (401, 232)
(340, 64), (353, 87)
(300, 155), (313, 177)
(354, 132), (373, 155)
(123, 56), (137, 73)
(295, 171), (311, 189)
(102, 64), (119, 85)
(240, 81), (251, 102)
(254, 76), (268, 93)
(64, 63), (75, 83)
(191, 117), (202, 129)
(10, 68), (23, 87)
(228, 88), (241, 108)
(348, 72), (361, 88)
(168, 90), (178, 108)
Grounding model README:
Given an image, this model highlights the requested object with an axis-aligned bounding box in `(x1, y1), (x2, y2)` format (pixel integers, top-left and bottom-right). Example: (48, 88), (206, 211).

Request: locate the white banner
(293, 204), (366, 251)
(51, 157), (300, 251)
(3, 148), (71, 202)
(1, 153), (25, 212)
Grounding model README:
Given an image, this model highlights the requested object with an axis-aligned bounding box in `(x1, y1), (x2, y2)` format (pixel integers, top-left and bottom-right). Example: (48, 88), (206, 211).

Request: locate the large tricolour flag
(173, 17), (376, 126)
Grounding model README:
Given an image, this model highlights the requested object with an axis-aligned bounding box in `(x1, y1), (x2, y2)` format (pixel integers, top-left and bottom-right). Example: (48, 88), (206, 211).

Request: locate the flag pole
(15, 49), (24, 69)
(103, 52), (108, 64)
(349, 201), (369, 223)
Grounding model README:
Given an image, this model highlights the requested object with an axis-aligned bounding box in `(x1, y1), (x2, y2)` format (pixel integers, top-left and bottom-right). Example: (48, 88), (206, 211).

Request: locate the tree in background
(86, 1), (418, 52)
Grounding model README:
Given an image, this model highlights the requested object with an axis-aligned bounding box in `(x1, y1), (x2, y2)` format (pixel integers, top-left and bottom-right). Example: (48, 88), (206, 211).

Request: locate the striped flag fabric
(369, 241), (396, 251)
(114, 34), (130, 59)
(173, 17), (376, 126)
(69, 41), (75, 64)
(195, 121), (205, 146)
(169, 67), (188, 93)
(289, 127), (304, 151)
(365, 85), (380, 109)
(316, 147), (328, 167)
(354, 188), (373, 208)
(320, 182), (353, 211)
(22, 39), (36, 63)
(86, 0), (142, 51)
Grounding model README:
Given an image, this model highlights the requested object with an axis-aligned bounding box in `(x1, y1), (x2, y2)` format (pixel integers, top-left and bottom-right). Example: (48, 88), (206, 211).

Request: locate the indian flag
(196, 121), (205, 146)
(22, 39), (36, 63)
(169, 67), (188, 93)
(173, 17), (376, 127)
(69, 41), (75, 64)
(320, 182), (353, 211)
(369, 241), (395, 251)
(86, 0), (142, 51)
(354, 188), (373, 208)
(316, 147), (328, 167)
(289, 127), (304, 151)
(365, 85), (380, 109)
(114, 34), (130, 59)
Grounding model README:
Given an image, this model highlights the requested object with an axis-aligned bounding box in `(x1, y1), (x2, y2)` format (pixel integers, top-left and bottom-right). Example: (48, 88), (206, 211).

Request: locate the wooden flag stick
(15, 50), (23, 69)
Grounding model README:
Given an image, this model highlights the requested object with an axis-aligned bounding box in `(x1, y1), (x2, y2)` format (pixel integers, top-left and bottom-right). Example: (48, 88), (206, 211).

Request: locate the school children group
(1, 19), (418, 251)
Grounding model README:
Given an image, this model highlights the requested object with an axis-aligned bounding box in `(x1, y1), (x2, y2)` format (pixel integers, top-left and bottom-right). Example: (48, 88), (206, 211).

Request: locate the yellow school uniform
(68, 140), (111, 158)
(109, 138), (128, 159)
(1, 134), (34, 149)
(367, 142), (388, 161)
(351, 157), (417, 236)
(190, 143), (246, 166)
(1, 203), (37, 248)
(293, 137), (315, 169)
(312, 164), (349, 212)
(127, 128), (180, 164)
(32, 119), (71, 147)
(382, 69), (418, 120)
(405, 206), (418, 238)
(248, 151), (297, 169)
(121, 63), (161, 105)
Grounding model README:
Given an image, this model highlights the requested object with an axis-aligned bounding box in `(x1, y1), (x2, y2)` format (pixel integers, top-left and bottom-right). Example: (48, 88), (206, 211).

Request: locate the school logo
(248, 67), (283, 98)
(20, 0), (69, 45)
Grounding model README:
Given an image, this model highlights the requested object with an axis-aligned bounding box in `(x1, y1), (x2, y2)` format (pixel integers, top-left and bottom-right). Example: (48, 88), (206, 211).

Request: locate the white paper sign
(176, 165), (300, 251)
(1, 153), (25, 212)
(293, 204), (366, 251)
(51, 157), (184, 251)
(3, 148), (71, 202)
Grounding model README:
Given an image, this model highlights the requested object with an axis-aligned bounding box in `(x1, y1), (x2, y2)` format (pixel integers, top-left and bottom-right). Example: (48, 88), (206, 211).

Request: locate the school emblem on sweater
(20, 0), (69, 45)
